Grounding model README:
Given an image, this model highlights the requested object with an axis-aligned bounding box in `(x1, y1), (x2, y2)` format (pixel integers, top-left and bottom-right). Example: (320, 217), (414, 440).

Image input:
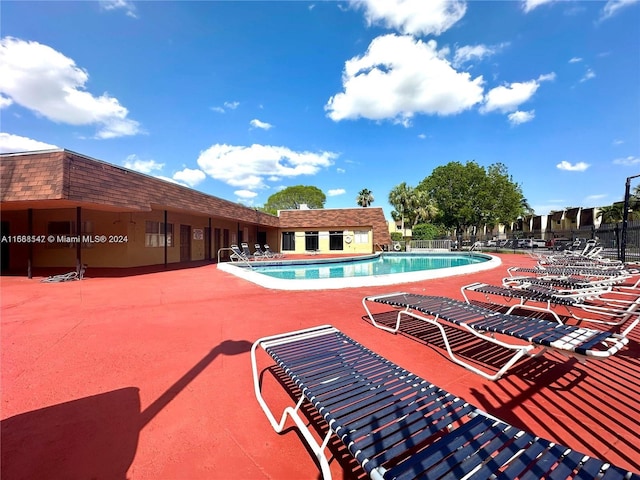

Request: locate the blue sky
(1, 0), (639, 220)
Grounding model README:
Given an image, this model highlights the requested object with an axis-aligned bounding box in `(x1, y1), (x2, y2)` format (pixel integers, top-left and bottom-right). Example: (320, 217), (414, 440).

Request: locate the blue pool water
(251, 253), (488, 280)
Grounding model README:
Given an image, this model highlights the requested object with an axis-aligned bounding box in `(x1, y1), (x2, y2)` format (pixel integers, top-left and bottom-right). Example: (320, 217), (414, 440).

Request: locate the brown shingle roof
(279, 207), (391, 246)
(1, 150), (391, 244)
(1, 150), (279, 227)
(0, 150), (66, 201)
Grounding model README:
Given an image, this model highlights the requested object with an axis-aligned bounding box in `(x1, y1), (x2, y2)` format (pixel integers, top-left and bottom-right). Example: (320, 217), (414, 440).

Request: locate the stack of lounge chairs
(230, 243), (285, 262)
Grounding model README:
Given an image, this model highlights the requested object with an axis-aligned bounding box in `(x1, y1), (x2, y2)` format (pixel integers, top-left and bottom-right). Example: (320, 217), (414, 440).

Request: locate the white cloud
(585, 194), (607, 203)
(172, 167), (206, 187)
(522, 0), (556, 13)
(579, 68), (596, 83)
(613, 156), (640, 166)
(327, 189), (346, 196)
(211, 101), (240, 114)
(197, 144), (337, 190)
(569, 57), (583, 63)
(418, 133), (426, 139)
(100, 0), (137, 18)
(481, 73), (554, 114)
(508, 110), (535, 125)
(336, 167), (346, 173)
(326, 34), (484, 123)
(250, 119), (273, 130)
(599, 0), (639, 21)
(123, 154), (164, 174)
(154, 176), (188, 187)
(234, 190), (258, 199)
(613, 139), (624, 145)
(482, 81), (539, 113)
(0, 94), (13, 109)
(0, 37), (142, 139)
(537, 73), (556, 82)
(453, 43), (507, 68)
(557, 160), (590, 171)
(0, 132), (58, 153)
(351, 0), (466, 36)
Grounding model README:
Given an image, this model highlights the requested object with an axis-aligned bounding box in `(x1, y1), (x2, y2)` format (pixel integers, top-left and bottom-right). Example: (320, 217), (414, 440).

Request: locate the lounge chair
(461, 281), (640, 331)
(253, 244), (267, 258)
(252, 325), (639, 480)
(508, 265), (632, 280)
(362, 293), (630, 381)
(229, 244), (252, 262)
(241, 242), (264, 260)
(263, 244), (283, 258)
(41, 263), (87, 282)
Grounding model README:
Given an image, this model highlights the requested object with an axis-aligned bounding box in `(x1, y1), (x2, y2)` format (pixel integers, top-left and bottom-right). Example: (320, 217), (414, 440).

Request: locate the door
(180, 225), (191, 262)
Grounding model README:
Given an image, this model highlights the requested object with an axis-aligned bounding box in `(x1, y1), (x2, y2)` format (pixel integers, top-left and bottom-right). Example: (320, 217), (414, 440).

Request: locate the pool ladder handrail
(217, 247), (254, 269)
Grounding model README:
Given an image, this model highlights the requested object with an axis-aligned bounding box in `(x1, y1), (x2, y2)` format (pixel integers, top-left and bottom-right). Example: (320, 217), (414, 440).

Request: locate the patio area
(1, 253), (639, 479)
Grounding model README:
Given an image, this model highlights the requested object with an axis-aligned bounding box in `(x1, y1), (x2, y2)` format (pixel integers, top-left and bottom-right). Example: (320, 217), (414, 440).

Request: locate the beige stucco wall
(2, 207), (279, 270)
(281, 228), (373, 255)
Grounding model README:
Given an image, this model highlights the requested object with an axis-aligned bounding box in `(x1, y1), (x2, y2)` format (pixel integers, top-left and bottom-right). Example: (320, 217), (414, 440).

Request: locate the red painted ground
(2, 253), (639, 479)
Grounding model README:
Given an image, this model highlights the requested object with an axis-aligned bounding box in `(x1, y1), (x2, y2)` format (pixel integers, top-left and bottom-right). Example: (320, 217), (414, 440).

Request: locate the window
(48, 221), (73, 236)
(354, 230), (369, 244)
(145, 221), (173, 247)
(305, 231), (319, 251)
(282, 231), (295, 251)
(329, 231), (343, 250)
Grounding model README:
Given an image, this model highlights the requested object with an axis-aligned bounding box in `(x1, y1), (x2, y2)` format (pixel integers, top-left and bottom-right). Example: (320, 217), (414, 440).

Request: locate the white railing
(409, 240), (452, 251)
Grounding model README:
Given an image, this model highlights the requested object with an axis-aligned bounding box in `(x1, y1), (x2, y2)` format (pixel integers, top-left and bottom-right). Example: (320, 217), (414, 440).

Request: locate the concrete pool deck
(1, 252), (639, 479)
(217, 251), (501, 290)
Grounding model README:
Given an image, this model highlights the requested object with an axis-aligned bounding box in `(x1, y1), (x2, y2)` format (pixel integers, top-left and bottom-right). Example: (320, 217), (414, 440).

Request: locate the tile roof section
(279, 207), (392, 246)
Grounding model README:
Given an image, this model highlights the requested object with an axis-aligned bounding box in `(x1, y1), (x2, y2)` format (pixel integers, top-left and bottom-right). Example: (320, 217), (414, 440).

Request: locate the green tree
(263, 185), (326, 214)
(419, 161), (524, 235)
(356, 188), (375, 207)
(411, 223), (441, 240)
(388, 182), (415, 235)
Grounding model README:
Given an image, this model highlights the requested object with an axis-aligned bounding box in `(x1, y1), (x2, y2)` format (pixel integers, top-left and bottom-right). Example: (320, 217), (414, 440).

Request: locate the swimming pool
(217, 252), (501, 290)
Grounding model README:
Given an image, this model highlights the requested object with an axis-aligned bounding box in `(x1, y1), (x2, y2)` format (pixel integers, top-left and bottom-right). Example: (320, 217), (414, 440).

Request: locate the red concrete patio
(2, 253), (639, 479)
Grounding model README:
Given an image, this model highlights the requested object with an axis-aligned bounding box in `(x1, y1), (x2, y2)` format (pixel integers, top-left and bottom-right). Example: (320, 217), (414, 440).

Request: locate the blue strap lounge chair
(362, 293), (630, 381)
(508, 266), (633, 280)
(461, 281), (640, 331)
(252, 325), (639, 480)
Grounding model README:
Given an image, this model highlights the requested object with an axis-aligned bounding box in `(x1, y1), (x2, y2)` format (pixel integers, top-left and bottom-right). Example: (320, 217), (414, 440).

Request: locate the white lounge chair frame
(362, 292), (630, 381)
(462, 281), (640, 333)
(252, 325), (639, 480)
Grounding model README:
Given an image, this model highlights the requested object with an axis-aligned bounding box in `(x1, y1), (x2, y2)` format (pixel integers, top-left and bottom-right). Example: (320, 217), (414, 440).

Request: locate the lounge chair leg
(251, 328), (336, 479)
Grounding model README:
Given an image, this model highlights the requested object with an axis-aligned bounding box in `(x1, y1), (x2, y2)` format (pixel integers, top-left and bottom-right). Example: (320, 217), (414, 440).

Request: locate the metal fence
(450, 221), (640, 261)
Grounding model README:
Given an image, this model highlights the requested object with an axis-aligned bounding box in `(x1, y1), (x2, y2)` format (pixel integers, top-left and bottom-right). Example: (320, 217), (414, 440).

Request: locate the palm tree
(412, 189), (439, 225)
(388, 182), (414, 235)
(597, 204), (624, 224)
(520, 197), (535, 216)
(356, 188), (374, 207)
